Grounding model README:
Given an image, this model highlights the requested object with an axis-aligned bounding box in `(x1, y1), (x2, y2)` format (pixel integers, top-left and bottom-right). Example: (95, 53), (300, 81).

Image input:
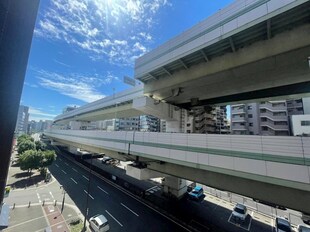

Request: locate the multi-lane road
(48, 155), (191, 232)
(7, 149), (305, 232)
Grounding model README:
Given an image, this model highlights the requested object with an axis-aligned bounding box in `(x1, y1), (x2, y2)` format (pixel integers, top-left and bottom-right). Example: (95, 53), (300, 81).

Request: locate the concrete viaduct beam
(147, 162), (310, 215)
(143, 24), (310, 106)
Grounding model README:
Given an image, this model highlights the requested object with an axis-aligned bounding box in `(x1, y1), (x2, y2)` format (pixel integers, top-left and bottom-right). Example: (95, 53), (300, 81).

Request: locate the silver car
(89, 214), (109, 232)
(232, 203), (248, 222)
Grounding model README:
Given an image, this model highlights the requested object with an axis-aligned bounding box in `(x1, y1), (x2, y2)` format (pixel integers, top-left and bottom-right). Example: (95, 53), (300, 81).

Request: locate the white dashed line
(55, 164), (59, 168)
(71, 178), (77, 184)
(121, 203), (139, 217)
(37, 193), (41, 203)
(84, 190), (94, 200)
(97, 186), (108, 194)
(105, 210), (123, 227)
(72, 168), (78, 172)
(49, 191), (54, 199)
(65, 162), (69, 166)
(61, 170), (67, 174)
(82, 175), (89, 181)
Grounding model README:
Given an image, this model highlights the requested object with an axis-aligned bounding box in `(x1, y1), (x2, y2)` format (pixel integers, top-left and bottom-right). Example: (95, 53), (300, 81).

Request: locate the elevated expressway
(45, 129), (310, 215)
(48, 0), (310, 216)
(135, 0), (310, 107)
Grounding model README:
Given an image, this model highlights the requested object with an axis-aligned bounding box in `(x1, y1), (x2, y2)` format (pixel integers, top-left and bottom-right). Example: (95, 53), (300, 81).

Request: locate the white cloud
(34, 69), (118, 103)
(29, 107), (58, 121)
(24, 82), (38, 88)
(35, 0), (170, 66)
(54, 59), (71, 68)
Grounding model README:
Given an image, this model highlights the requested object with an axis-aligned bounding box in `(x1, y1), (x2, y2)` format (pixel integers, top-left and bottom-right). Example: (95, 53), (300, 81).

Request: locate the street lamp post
(83, 155), (93, 232)
(59, 185), (66, 213)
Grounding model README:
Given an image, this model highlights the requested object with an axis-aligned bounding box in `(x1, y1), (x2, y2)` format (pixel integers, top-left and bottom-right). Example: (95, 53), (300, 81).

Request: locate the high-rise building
(190, 106), (229, 134)
(259, 101), (289, 136)
(15, 105), (29, 135)
(231, 99), (307, 136)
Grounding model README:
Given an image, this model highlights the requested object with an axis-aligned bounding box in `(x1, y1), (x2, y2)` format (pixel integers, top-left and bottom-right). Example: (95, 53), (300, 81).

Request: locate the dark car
(275, 217), (291, 232)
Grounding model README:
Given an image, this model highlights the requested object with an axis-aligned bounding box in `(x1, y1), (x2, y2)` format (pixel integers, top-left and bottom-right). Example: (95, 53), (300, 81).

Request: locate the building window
(247, 105), (252, 110)
(301, 121), (310, 126)
(248, 114), (253, 118)
(249, 123), (253, 127)
(249, 131), (254, 135)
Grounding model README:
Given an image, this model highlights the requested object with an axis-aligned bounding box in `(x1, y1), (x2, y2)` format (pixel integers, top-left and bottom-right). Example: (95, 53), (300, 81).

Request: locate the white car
(89, 214), (109, 232)
(232, 203), (248, 222)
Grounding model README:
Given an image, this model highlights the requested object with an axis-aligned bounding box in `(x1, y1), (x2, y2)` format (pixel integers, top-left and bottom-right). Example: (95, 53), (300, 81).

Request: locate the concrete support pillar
(162, 176), (187, 199)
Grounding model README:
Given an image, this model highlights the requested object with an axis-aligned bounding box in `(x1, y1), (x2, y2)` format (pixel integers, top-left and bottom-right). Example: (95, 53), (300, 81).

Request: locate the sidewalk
(3, 203), (81, 232)
(3, 151), (86, 232)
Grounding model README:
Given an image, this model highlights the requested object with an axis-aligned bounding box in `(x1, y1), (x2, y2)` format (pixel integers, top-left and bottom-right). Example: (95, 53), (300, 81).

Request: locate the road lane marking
(36, 193), (41, 203)
(105, 210), (123, 227)
(121, 203), (139, 217)
(71, 178), (77, 184)
(65, 162), (69, 166)
(72, 168), (78, 172)
(84, 190), (94, 200)
(55, 164), (59, 168)
(58, 153), (191, 232)
(61, 170), (67, 174)
(247, 212), (253, 231)
(145, 185), (158, 192)
(49, 191), (55, 199)
(97, 186), (108, 194)
(82, 175), (89, 181)
(59, 158), (62, 161)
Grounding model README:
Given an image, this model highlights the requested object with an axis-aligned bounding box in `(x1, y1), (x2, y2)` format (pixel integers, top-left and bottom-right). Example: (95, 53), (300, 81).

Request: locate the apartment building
(231, 99), (306, 136)
(15, 105), (29, 135)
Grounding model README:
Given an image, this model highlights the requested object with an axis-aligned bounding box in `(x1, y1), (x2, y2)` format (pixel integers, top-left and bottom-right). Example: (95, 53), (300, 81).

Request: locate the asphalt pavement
(5, 147), (308, 232)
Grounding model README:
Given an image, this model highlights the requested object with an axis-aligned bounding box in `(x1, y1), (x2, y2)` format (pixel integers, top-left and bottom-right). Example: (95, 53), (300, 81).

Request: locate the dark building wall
(0, 0), (40, 204)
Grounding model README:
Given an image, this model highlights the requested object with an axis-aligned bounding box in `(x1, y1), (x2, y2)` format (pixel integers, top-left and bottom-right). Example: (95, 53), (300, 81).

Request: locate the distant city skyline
(21, 0), (234, 121)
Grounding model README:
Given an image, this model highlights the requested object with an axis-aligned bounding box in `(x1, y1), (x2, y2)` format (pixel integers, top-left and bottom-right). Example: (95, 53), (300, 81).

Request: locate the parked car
(89, 214), (109, 232)
(302, 213), (310, 225)
(297, 224), (310, 232)
(101, 156), (112, 164)
(188, 186), (203, 200)
(232, 203), (248, 222)
(275, 217), (291, 232)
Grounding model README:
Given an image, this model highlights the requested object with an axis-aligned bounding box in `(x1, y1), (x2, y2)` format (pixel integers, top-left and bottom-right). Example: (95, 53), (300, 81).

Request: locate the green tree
(17, 140), (36, 155)
(35, 140), (46, 151)
(17, 134), (34, 146)
(39, 150), (56, 175)
(18, 150), (42, 173)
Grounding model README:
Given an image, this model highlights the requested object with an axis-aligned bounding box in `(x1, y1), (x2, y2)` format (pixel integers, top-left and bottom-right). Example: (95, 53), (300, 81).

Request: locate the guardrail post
(54, 200), (57, 206)
(13, 203), (15, 209)
(42, 200), (45, 206)
(28, 201), (31, 208)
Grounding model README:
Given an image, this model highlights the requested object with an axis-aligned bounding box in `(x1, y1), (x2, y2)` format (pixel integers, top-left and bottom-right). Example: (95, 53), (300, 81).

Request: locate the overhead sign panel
(124, 76), (136, 86)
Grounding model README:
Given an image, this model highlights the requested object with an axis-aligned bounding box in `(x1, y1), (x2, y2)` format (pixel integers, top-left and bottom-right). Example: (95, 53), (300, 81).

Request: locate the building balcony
(231, 117), (246, 122)
(260, 112), (288, 121)
(231, 109), (246, 115)
(260, 121), (289, 130)
(260, 102), (287, 111)
(231, 124), (247, 130)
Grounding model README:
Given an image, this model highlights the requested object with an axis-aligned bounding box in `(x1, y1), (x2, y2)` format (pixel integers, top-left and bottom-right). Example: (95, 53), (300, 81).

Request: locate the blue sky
(22, 0), (234, 121)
